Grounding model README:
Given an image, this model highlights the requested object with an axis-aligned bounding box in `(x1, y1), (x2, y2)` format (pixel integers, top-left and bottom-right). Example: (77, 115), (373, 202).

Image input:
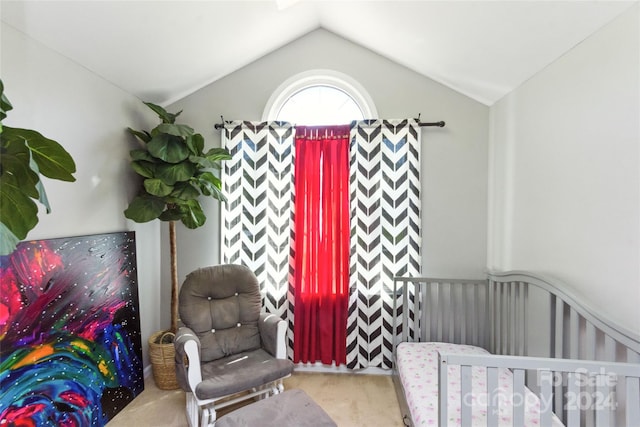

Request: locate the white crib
(392, 271), (640, 427)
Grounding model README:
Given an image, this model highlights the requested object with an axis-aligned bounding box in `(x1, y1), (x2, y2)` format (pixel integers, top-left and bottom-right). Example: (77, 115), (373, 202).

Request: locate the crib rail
(393, 272), (640, 364)
(392, 277), (489, 348)
(439, 352), (640, 427)
(393, 271), (640, 426)
(487, 271), (640, 364)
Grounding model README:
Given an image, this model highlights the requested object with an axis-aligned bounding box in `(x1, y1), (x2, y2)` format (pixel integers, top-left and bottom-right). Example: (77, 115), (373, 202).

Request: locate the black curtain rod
(214, 120), (445, 130)
(419, 121), (446, 127)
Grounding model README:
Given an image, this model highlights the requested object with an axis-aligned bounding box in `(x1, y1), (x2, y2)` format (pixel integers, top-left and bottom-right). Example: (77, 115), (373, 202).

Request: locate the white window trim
(262, 69), (378, 122)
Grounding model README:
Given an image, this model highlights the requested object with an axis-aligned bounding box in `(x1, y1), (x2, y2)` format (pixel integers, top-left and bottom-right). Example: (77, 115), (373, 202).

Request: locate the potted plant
(124, 101), (230, 389)
(0, 79), (77, 256)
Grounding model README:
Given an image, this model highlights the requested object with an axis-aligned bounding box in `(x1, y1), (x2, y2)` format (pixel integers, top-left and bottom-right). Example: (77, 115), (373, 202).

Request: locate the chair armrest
(258, 313), (287, 359)
(174, 326), (202, 393)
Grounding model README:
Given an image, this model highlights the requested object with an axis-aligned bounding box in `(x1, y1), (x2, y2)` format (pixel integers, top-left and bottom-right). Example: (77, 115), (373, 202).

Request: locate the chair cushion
(195, 348), (294, 400)
(179, 265), (262, 362)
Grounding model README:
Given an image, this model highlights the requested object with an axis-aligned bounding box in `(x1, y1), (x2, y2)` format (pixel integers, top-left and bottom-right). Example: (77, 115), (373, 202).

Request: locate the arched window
(263, 70), (377, 125)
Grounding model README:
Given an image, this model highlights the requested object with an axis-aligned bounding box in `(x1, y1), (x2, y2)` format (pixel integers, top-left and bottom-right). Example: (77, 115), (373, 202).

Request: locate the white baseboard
(143, 365), (153, 379)
(293, 362), (391, 376)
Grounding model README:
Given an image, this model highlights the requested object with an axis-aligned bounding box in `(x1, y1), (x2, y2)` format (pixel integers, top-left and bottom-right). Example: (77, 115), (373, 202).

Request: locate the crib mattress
(396, 342), (564, 427)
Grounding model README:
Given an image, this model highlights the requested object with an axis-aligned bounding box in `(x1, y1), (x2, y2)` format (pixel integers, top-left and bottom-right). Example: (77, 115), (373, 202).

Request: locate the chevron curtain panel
(221, 119), (421, 367)
(220, 121), (294, 320)
(346, 119), (422, 369)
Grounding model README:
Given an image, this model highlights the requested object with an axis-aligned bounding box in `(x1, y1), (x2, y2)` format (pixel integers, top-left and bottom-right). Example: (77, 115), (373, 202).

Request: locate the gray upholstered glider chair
(174, 264), (294, 427)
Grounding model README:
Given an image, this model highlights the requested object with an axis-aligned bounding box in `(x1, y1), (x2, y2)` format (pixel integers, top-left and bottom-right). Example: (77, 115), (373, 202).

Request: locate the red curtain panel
(292, 125), (350, 365)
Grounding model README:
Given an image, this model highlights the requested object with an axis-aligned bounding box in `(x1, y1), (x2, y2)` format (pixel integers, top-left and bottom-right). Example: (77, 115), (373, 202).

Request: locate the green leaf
(124, 195), (165, 223)
(203, 148), (232, 169)
(27, 153), (51, 213)
(205, 147), (232, 161)
(147, 133), (189, 163)
(189, 148), (231, 169)
(127, 128), (152, 143)
(195, 172), (226, 201)
(144, 178), (174, 197)
(144, 102), (181, 124)
(0, 222), (21, 256)
(177, 199), (206, 229)
(158, 208), (182, 222)
(156, 161), (196, 185)
(170, 182), (200, 200)
(0, 173), (39, 239)
(34, 179), (51, 214)
(0, 80), (77, 249)
(0, 139), (40, 198)
(156, 123), (194, 138)
(130, 149), (155, 162)
(3, 127), (76, 181)
(186, 134), (204, 155)
(131, 160), (156, 179)
(189, 155), (215, 169)
(0, 79), (13, 122)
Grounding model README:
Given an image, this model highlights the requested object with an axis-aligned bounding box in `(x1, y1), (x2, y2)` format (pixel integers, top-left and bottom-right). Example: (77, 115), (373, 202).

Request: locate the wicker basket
(148, 330), (179, 390)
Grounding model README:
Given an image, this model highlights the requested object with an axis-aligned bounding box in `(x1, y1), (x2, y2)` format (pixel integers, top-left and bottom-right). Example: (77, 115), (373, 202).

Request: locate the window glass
(276, 85), (364, 125)
(263, 70), (378, 125)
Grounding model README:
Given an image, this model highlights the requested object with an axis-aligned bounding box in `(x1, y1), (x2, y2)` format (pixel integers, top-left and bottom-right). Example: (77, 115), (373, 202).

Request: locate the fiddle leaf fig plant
(124, 102), (230, 229)
(124, 101), (230, 333)
(0, 79), (77, 256)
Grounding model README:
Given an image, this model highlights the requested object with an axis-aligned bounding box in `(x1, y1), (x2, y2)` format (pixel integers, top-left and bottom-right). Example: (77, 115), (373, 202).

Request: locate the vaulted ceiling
(1, 0), (636, 106)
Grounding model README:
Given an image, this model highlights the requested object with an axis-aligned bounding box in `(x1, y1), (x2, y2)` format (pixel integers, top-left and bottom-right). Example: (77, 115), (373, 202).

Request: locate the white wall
(488, 5), (640, 334)
(1, 23), (163, 365)
(166, 29), (489, 326)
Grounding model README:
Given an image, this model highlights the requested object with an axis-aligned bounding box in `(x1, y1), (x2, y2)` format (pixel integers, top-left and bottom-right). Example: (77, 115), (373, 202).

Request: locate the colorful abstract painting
(0, 232), (144, 426)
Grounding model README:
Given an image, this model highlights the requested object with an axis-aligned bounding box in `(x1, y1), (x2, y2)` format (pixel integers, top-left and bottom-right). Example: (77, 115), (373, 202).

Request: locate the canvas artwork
(0, 232), (144, 426)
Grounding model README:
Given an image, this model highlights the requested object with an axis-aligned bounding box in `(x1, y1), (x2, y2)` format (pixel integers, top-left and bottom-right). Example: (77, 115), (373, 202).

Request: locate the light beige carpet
(107, 372), (403, 426)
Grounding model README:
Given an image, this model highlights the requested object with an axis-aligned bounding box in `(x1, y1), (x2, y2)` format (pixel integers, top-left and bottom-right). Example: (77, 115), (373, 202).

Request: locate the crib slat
(420, 283), (428, 342)
(499, 283), (506, 354)
(520, 282), (528, 356)
(585, 322), (596, 360)
(539, 370), (554, 426)
(460, 285), (467, 344)
(570, 308), (579, 359)
(555, 300), (564, 358)
(402, 280), (409, 342)
(510, 283), (516, 355)
(460, 365), (473, 424)
(449, 283), (457, 343)
(447, 283), (454, 342)
(553, 300), (565, 417)
(494, 283), (501, 353)
(627, 377), (640, 425)
(439, 357), (449, 427)
(513, 368), (526, 426)
(511, 282), (517, 354)
(505, 283), (511, 355)
(488, 281), (494, 352)
(437, 283), (444, 342)
(472, 285), (479, 345)
(487, 367), (499, 427)
(604, 335), (615, 362)
(506, 283), (512, 355)
(567, 372), (580, 427)
(549, 294), (557, 358)
(595, 374), (610, 427)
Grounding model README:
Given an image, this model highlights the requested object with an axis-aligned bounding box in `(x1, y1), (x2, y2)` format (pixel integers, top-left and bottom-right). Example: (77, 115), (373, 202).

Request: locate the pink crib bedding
(396, 342), (564, 426)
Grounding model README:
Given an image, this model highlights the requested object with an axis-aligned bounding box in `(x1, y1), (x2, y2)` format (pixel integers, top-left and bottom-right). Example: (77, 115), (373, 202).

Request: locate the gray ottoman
(215, 389), (337, 427)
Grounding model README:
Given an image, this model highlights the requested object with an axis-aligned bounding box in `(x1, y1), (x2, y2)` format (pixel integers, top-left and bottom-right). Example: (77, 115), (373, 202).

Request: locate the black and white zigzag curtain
(221, 119), (421, 368)
(346, 119), (421, 369)
(220, 121), (293, 322)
